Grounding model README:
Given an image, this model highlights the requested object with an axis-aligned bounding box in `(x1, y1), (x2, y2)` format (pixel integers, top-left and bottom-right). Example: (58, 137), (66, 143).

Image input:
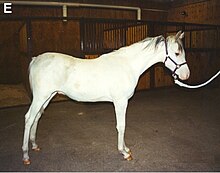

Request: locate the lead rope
(174, 70), (220, 89)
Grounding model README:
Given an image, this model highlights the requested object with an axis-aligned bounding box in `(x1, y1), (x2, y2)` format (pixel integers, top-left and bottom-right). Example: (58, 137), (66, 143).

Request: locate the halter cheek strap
(164, 40), (187, 79)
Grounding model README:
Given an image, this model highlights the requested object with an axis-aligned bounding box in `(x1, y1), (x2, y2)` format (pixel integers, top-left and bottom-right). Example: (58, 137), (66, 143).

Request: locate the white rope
(174, 70), (220, 89)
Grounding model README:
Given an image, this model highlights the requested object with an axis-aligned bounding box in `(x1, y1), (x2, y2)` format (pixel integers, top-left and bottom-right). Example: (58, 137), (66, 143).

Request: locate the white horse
(22, 31), (190, 165)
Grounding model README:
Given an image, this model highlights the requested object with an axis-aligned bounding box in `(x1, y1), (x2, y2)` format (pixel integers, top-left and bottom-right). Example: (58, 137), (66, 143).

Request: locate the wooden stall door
(31, 20), (81, 57)
(19, 23), (32, 96)
(0, 21), (22, 84)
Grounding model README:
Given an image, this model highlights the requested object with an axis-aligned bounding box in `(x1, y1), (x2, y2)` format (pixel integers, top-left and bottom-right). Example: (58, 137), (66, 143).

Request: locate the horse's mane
(140, 35), (165, 50)
(99, 35), (165, 59)
(117, 35), (165, 53)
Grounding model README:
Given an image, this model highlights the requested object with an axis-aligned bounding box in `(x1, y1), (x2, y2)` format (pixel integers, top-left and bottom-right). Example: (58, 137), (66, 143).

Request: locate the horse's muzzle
(178, 67), (190, 81)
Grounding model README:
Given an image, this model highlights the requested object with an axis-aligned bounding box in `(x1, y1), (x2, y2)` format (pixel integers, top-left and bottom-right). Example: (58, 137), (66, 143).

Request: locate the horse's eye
(175, 53), (179, 56)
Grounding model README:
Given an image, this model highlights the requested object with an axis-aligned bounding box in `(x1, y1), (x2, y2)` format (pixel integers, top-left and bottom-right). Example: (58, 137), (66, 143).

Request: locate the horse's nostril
(187, 73), (190, 79)
(185, 73), (190, 80)
(187, 71), (190, 79)
(180, 73), (190, 80)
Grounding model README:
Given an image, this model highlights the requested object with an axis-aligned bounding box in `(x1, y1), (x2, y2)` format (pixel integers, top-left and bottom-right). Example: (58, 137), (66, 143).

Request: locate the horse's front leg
(113, 99), (132, 160)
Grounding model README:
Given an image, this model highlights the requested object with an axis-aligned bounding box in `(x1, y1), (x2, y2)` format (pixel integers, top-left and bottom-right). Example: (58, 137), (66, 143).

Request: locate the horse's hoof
(125, 154), (133, 161)
(23, 159), (31, 165)
(32, 146), (41, 152)
(127, 149), (132, 155)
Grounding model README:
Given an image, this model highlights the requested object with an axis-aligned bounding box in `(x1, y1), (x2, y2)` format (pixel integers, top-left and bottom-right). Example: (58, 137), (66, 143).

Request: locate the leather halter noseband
(164, 39), (187, 79)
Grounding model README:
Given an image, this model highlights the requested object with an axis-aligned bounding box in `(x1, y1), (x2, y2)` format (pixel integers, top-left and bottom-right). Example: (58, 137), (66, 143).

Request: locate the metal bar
(26, 19), (32, 59)
(190, 31), (192, 49)
(79, 18), (85, 56)
(1, 16), (219, 28)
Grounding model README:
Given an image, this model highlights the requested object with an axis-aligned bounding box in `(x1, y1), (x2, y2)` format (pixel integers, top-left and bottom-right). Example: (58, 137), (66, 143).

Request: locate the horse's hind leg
(30, 92), (57, 151)
(29, 110), (43, 151)
(22, 97), (48, 165)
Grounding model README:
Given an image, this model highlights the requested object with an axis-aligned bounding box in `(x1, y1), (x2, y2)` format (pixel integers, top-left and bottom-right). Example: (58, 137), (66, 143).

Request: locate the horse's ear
(179, 32), (184, 39)
(175, 31), (184, 40)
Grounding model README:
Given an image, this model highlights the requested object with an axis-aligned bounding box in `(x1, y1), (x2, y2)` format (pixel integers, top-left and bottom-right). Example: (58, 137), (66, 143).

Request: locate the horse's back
(30, 52), (79, 69)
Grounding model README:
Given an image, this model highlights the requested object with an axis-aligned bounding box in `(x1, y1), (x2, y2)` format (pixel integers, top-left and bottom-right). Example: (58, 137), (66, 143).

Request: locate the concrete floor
(0, 85), (219, 171)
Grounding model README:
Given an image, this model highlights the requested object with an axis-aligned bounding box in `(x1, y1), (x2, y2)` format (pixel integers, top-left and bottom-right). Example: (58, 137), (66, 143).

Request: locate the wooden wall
(0, 21), (23, 84)
(31, 20), (81, 57)
(168, 0), (220, 25)
(186, 51), (220, 84)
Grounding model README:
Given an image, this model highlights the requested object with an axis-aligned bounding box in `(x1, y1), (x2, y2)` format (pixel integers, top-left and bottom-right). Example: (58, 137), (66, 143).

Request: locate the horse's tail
(29, 57), (37, 72)
(28, 57), (37, 92)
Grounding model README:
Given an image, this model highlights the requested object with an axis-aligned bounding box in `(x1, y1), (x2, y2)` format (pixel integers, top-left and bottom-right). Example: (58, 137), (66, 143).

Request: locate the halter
(164, 40), (187, 79)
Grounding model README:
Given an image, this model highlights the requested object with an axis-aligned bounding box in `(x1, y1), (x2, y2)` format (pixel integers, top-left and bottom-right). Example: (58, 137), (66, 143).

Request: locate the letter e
(4, 3), (12, 14)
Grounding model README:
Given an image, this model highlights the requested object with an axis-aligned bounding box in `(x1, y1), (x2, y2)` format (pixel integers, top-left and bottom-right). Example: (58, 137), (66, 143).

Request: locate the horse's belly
(64, 89), (112, 102)
(62, 82), (112, 102)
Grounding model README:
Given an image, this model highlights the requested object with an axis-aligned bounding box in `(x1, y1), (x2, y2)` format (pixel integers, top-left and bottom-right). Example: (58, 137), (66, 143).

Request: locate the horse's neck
(127, 46), (165, 77)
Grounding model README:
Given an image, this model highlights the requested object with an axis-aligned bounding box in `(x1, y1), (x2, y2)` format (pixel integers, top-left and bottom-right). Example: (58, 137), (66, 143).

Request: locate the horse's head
(164, 31), (190, 80)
